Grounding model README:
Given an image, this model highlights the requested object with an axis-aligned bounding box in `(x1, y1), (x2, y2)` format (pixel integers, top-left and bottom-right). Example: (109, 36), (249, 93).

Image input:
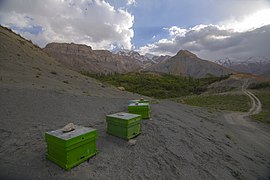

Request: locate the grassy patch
(251, 91), (270, 123)
(81, 72), (229, 99)
(180, 94), (250, 112)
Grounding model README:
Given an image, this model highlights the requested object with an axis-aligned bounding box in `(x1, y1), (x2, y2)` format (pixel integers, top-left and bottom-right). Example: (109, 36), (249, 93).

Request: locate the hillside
(1, 26), (270, 180)
(0, 27), (138, 97)
(146, 50), (234, 78)
(207, 73), (270, 93)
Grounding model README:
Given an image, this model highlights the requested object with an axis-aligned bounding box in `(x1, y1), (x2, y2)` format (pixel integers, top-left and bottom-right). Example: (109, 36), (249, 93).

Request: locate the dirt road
(242, 80), (262, 115)
(225, 80), (263, 128)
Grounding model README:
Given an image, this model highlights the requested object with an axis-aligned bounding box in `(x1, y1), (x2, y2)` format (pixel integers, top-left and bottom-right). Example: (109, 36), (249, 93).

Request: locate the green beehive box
(45, 126), (97, 170)
(128, 103), (150, 119)
(106, 112), (141, 140)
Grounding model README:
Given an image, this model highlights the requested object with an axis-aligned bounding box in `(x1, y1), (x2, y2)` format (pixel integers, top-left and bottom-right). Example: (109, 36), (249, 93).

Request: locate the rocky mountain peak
(44, 42), (141, 74)
(176, 50), (197, 58)
(145, 50), (234, 78)
(45, 42), (93, 50)
(45, 42), (93, 55)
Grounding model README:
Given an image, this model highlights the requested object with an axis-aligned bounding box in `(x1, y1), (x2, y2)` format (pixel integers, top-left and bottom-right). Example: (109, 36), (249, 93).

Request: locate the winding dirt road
(242, 80), (262, 116)
(224, 80), (270, 160)
(224, 80), (262, 127)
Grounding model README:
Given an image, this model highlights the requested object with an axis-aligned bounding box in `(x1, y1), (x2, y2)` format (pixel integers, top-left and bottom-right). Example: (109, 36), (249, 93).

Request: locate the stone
(62, 123), (76, 133)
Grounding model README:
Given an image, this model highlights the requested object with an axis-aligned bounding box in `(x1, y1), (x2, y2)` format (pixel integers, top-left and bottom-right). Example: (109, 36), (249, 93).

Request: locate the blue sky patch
(10, 25), (43, 35)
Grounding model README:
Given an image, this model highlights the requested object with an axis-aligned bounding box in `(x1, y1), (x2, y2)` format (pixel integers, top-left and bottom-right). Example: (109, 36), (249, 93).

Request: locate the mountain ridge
(145, 49), (235, 78)
(216, 57), (270, 78)
(44, 42), (142, 74)
(44, 43), (236, 78)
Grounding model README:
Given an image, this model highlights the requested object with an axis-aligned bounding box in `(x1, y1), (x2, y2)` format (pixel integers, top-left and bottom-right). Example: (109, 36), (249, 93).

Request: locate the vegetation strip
(179, 94), (251, 112)
(251, 91), (270, 123)
(81, 72), (229, 99)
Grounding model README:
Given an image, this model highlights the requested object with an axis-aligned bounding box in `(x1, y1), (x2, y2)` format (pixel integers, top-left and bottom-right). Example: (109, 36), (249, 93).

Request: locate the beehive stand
(45, 126), (97, 170)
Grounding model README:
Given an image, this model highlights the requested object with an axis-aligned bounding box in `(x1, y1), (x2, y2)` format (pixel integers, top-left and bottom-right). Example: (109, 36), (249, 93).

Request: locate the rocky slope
(44, 43), (141, 74)
(216, 57), (270, 78)
(0, 26), (136, 97)
(146, 50), (234, 78)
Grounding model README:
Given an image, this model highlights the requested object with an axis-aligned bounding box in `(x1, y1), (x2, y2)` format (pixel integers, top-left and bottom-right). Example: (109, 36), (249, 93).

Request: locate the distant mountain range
(145, 50), (234, 78)
(44, 43), (171, 74)
(44, 42), (270, 78)
(44, 43), (232, 78)
(114, 50), (171, 63)
(113, 49), (171, 68)
(215, 57), (270, 78)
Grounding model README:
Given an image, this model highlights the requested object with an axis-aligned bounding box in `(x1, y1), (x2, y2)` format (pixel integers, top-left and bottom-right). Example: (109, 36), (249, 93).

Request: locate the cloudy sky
(0, 0), (270, 60)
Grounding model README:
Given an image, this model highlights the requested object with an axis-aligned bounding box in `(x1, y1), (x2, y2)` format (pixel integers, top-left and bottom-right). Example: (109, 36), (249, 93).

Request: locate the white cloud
(164, 26), (187, 37)
(127, 0), (136, 6)
(0, 0), (134, 49)
(138, 9), (270, 59)
(220, 9), (270, 32)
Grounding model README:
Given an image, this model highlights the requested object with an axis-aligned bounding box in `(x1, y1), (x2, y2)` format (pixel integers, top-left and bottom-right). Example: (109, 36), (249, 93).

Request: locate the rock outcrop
(44, 43), (141, 74)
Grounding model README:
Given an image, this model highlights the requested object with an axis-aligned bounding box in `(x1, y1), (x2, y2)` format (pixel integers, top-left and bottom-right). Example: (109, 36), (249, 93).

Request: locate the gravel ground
(0, 86), (269, 180)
